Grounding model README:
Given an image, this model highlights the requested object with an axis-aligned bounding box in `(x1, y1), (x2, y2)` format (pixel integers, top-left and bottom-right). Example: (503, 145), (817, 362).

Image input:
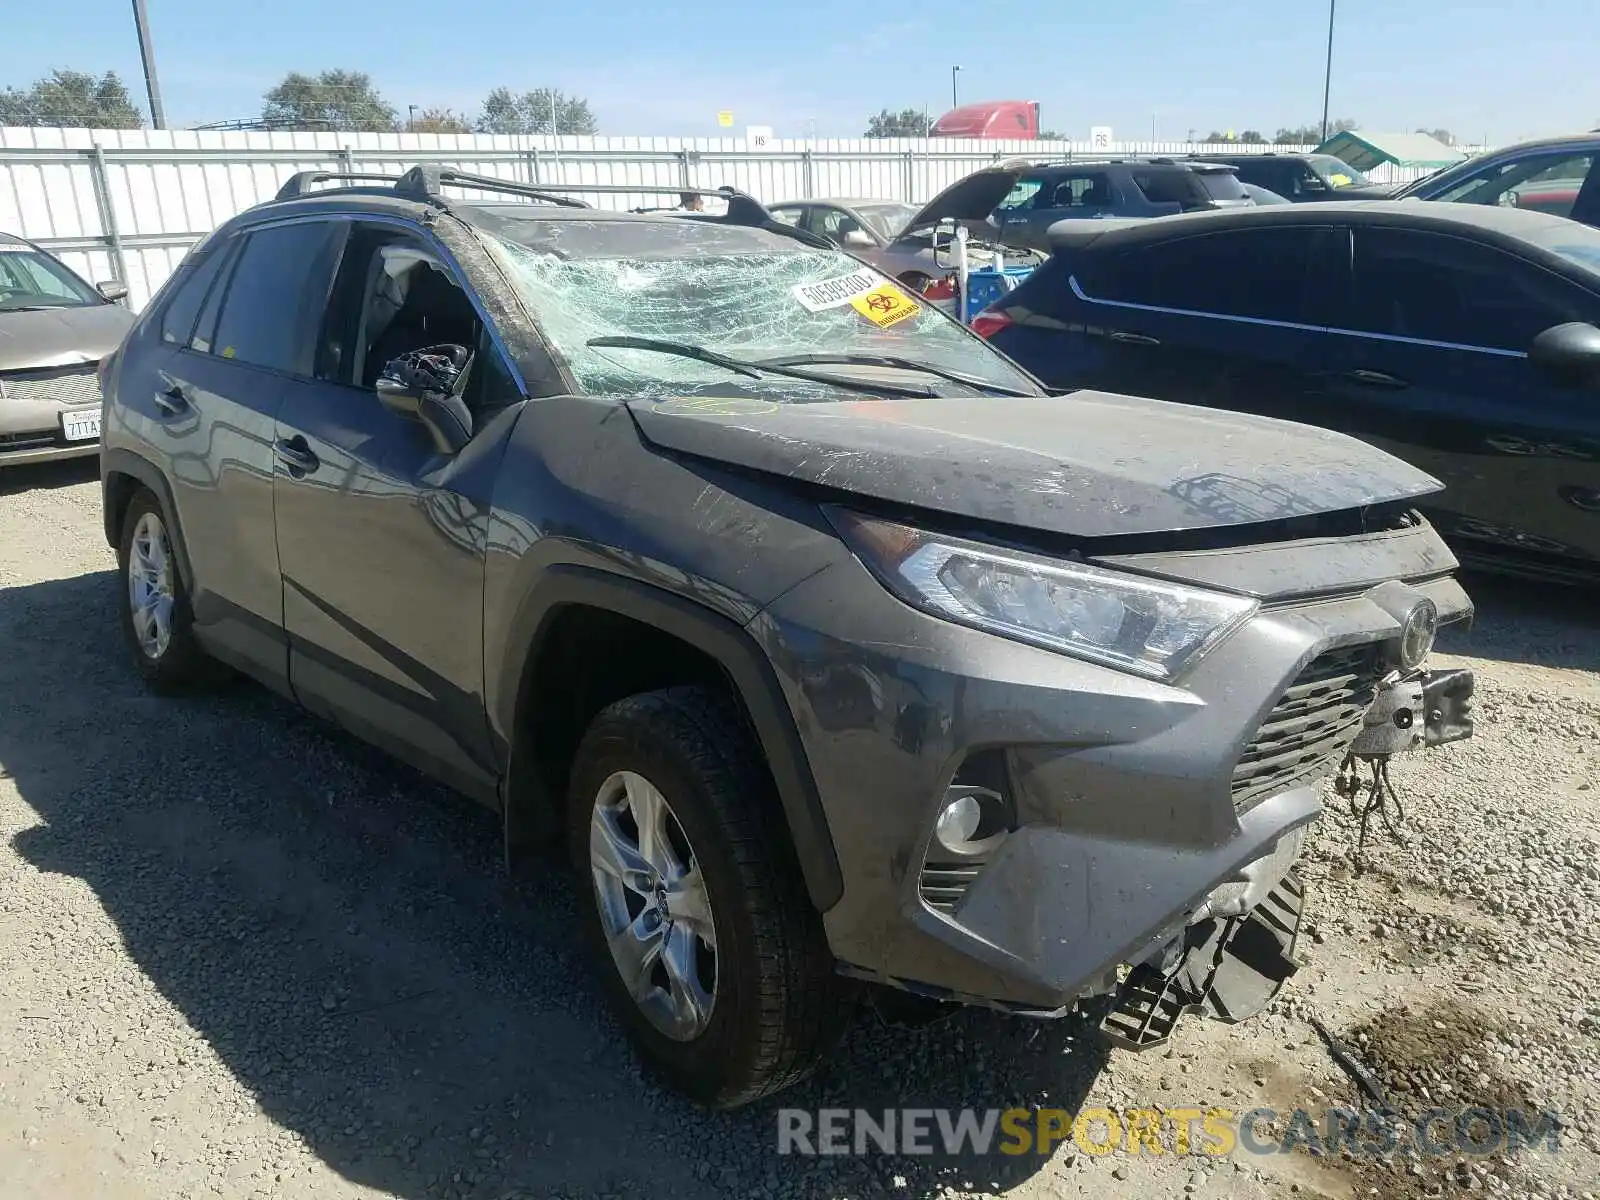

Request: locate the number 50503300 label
(790, 269), (878, 312)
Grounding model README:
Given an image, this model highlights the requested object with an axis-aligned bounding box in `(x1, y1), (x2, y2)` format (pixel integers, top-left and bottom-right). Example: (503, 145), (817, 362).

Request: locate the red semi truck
(930, 101), (1041, 139)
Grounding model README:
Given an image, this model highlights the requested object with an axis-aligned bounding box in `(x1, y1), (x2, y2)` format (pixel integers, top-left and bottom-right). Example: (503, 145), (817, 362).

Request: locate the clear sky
(8, 0), (1597, 142)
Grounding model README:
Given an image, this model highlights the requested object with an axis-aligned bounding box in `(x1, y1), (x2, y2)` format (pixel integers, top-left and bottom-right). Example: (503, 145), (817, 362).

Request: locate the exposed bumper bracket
(1098, 870), (1305, 1051)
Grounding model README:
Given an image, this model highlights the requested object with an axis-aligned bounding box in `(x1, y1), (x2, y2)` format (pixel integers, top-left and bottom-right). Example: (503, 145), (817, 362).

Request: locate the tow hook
(1336, 666), (1476, 869)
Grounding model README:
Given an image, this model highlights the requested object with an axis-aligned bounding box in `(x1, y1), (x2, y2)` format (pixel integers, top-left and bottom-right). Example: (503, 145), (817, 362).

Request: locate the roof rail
(275, 170), (426, 201)
(273, 164), (833, 250)
(274, 166), (594, 208)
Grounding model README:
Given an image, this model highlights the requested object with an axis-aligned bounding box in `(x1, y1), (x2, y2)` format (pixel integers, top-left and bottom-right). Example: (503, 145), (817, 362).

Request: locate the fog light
(1398, 598), (1439, 670)
(933, 786), (1009, 857)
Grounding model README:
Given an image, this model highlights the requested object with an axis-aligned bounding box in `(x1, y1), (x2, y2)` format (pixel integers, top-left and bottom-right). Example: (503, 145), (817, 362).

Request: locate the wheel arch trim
(498, 563), (844, 912)
(101, 449), (195, 588)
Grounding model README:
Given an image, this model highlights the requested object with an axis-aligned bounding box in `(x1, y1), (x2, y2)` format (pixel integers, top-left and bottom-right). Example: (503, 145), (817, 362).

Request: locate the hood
(0, 303), (135, 371)
(628, 391), (1442, 540)
(899, 167), (1023, 236)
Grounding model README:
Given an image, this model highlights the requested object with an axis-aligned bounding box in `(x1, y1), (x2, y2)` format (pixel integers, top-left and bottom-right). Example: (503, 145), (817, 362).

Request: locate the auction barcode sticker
(791, 268), (879, 313)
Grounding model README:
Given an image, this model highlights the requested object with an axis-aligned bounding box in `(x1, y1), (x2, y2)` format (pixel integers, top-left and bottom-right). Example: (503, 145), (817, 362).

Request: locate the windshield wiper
(754, 353), (1036, 397)
(585, 336), (936, 397)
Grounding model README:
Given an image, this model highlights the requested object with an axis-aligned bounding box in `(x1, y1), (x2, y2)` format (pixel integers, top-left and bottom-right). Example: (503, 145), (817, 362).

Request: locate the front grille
(1232, 643), (1383, 812)
(919, 860), (986, 914)
(0, 363), (101, 406)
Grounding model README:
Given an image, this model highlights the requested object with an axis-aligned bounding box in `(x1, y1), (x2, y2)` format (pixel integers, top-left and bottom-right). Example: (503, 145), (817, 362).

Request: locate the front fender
(494, 563), (844, 912)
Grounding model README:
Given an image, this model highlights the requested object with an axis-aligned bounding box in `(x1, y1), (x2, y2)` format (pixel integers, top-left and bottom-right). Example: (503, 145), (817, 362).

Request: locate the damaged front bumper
(1099, 662), (1476, 1051)
(755, 542), (1477, 1030)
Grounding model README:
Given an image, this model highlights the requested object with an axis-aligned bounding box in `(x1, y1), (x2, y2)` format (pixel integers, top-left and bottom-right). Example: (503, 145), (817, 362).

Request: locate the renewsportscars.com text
(776, 1106), (1564, 1158)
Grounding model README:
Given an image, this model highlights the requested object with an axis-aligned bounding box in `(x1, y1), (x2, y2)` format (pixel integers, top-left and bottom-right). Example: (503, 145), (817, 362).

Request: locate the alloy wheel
(127, 510), (176, 660)
(588, 770), (718, 1041)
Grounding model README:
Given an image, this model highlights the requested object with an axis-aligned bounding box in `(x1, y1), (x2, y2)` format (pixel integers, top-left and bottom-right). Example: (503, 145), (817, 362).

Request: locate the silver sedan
(1, 232), (134, 467)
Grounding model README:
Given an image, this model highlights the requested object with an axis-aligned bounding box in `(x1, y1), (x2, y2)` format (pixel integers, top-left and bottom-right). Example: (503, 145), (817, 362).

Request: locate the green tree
(1238, 129), (1266, 144)
(863, 107), (931, 138)
(262, 70), (397, 132)
(1274, 117), (1357, 145)
(1037, 128), (1069, 140)
(475, 87), (598, 135)
(0, 69), (142, 128)
(409, 107), (473, 134)
(1204, 130), (1232, 142)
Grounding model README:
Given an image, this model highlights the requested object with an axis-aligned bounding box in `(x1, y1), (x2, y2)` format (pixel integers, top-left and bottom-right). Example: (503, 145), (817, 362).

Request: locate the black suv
(99, 165), (1475, 1107)
(1193, 152), (1395, 202)
(991, 158), (1251, 251)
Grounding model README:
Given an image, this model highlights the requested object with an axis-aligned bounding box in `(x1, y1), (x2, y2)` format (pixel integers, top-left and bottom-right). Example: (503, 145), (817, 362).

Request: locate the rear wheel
(566, 685), (852, 1107)
(116, 488), (219, 691)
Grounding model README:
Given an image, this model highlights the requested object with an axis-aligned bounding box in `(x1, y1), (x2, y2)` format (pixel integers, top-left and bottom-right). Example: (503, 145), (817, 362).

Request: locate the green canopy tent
(1313, 130), (1467, 172)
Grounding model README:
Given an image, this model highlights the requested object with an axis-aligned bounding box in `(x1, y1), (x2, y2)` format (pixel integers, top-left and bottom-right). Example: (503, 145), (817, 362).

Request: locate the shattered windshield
(479, 221), (1037, 399)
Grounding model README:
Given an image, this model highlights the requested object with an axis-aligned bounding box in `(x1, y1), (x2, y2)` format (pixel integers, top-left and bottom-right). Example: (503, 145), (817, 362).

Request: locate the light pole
(408, 104), (418, 132)
(550, 89), (559, 138)
(1319, 0), (1336, 144)
(950, 65), (961, 111)
(130, 0), (166, 129)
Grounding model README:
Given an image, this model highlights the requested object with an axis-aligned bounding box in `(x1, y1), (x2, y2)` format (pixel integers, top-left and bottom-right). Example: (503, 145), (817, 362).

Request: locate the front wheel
(566, 686), (852, 1108)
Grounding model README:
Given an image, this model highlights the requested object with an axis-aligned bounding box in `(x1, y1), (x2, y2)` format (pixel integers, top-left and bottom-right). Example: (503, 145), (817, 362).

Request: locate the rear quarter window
(1130, 170), (1203, 208)
(159, 244), (231, 347)
(1196, 171), (1249, 202)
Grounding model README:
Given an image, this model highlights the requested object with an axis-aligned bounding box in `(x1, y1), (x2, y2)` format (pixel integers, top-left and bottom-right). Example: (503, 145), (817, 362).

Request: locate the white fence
(1, 126), (1456, 310)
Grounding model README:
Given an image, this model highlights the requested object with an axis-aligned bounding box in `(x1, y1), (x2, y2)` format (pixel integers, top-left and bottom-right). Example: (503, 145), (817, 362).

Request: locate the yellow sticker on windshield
(1328, 173), (1352, 187)
(850, 283), (920, 328)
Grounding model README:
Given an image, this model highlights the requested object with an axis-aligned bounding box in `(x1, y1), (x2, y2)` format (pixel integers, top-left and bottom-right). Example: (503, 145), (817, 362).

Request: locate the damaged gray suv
(99, 166), (1476, 1108)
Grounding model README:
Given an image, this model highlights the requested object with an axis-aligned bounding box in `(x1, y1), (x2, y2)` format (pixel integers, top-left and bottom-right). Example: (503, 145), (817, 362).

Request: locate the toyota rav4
(99, 166), (1475, 1108)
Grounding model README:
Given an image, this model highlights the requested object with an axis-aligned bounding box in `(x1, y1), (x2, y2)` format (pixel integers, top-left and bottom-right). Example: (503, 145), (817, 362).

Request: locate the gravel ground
(2, 458), (1598, 1200)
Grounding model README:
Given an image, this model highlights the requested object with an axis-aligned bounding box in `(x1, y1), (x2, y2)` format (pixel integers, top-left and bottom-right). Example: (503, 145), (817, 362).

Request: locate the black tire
(566, 685), (853, 1108)
(116, 487), (220, 692)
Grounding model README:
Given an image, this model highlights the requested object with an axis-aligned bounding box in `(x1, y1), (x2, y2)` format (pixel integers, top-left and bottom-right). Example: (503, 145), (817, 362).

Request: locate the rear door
(1309, 225), (1600, 571)
(1061, 225), (1331, 417)
(121, 221), (340, 691)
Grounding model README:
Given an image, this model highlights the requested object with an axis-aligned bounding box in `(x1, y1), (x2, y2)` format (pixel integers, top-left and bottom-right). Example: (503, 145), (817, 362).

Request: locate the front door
(271, 220), (513, 799)
(1310, 225), (1600, 572)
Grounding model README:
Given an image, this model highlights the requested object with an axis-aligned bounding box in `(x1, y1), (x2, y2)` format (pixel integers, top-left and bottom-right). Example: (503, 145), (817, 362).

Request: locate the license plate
(61, 409), (101, 442)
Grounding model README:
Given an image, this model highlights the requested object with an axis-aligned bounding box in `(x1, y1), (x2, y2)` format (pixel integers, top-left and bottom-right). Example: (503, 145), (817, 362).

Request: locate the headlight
(829, 510), (1258, 682)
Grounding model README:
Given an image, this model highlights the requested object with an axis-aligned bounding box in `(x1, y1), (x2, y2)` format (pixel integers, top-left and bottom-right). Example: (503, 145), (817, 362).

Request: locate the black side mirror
(376, 344), (474, 455)
(1529, 322), (1600, 388)
(97, 280), (129, 302)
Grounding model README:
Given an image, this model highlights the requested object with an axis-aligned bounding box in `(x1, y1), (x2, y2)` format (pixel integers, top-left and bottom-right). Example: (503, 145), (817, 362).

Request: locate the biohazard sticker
(791, 268), (878, 312)
(849, 282), (921, 328)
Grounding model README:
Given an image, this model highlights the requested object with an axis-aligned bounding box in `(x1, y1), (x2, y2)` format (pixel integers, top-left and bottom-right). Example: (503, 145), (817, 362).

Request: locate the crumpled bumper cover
(753, 540), (1473, 1015)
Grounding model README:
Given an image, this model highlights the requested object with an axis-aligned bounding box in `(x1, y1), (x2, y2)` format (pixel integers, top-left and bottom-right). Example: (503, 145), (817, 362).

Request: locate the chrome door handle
(274, 437), (319, 474)
(154, 385), (190, 416)
(1343, 369), (1408, 389)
